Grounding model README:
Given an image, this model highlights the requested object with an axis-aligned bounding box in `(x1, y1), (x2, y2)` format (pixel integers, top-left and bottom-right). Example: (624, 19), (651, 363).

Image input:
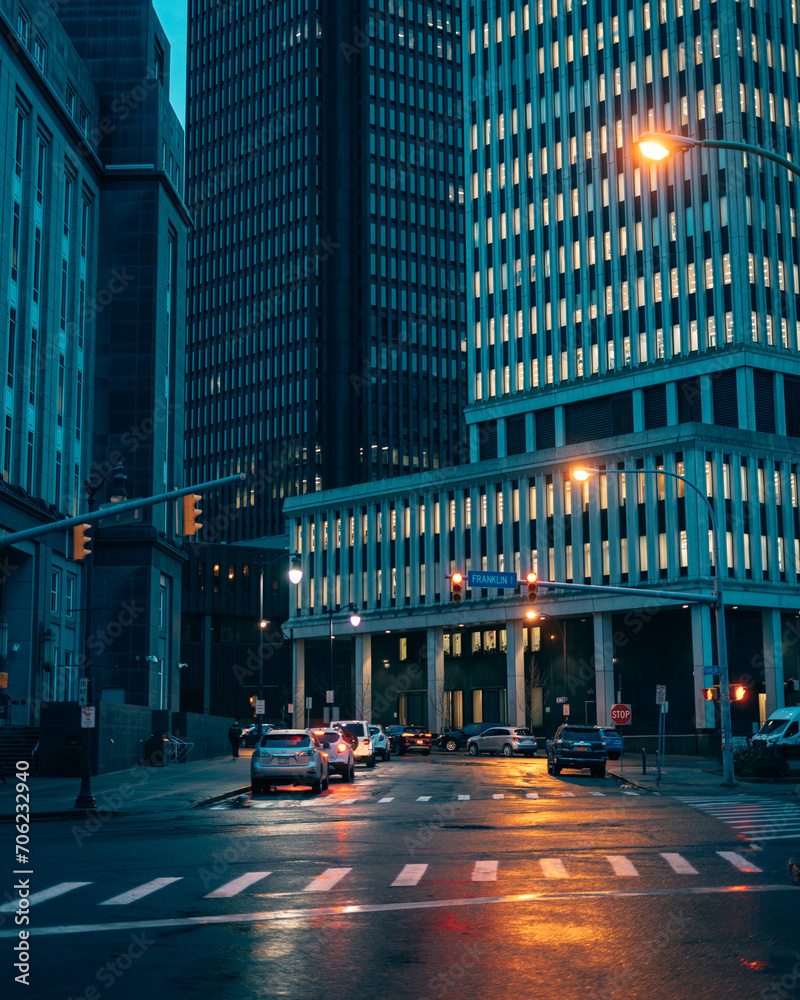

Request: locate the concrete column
(506, 619), (525, 727)
(426, 626), (444, 734)
(355, 632), (372, 721)
(292, 638), (305, 730)
(593, 612), (615, 725)
(201, 615), (212, 716)
(763, 608), (785, 715)
(691, 604), (716, 730)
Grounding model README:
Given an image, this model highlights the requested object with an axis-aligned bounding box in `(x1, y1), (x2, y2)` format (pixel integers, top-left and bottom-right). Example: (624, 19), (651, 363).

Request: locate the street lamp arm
(699, 139), (800, 179)
(638, 131), (800, 180)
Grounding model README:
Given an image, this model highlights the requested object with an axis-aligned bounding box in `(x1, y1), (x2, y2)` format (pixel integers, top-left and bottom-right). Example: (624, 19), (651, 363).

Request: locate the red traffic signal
(72, 523), (92, 560)
(182, 493), (203, 536)
(526, 571), (538, 601)
(729, 683), (746, 702)
(702, 685), (720, 702)
(451, 571), (463, 604)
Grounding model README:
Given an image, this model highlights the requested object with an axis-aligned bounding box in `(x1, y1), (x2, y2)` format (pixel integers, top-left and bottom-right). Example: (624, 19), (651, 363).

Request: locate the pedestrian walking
(228, 720), (243, 759)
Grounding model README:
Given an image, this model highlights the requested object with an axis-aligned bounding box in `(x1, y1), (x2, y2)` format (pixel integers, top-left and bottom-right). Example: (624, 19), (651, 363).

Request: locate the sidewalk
(0, 752), (253, 821)
(608, 754), (800, 797)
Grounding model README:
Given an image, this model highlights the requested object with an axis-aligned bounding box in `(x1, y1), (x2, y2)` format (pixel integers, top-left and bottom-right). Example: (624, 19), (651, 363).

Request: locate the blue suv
(598, 727), (624, 760)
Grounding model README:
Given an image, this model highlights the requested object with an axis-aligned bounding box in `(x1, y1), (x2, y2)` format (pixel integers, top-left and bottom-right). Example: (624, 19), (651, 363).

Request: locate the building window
(50, 570), (60, 614)
(14, 110), (25, 176)
(7, 308), (16, 388)
(36, 140), (46, 202)
(17, 8), (30, 46)
(65, 575), (75, 618)
(11, 203), (20, 281)
(3, 415), (12, 481)
(33, 35), (46, 70)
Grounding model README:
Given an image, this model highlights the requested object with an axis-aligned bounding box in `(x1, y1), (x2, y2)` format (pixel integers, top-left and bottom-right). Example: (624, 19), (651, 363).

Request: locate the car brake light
(337, 742), (347, 752)
(313, 729), (325, 735)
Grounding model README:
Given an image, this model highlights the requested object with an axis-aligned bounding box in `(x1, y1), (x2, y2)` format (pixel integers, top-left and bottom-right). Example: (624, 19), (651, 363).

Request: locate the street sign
(78, 678), (88, 706)
(555, 696), (567, 704)
(0, 672), (7, 689)
(255, 699), (265, 715)
(80, 706), (95, 728)
(287, 703), (293, 714)
(610, 703), (632, 725)
(655, 684), (667, 705)
(305, 697), (312, 709)
(326, 690), (334, 704)
(563, 704), (570, 716)
(466, 570), (519, 589)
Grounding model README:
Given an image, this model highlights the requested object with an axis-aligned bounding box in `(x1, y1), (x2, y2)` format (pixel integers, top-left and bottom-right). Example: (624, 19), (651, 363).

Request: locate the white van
(752, 707), (800, 750)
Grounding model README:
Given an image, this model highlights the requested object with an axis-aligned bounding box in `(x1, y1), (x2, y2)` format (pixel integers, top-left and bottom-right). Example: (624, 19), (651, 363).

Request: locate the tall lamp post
(573, 465), (735, 787)
(254, 553), (302, 737)
(322, 603), (361, 718)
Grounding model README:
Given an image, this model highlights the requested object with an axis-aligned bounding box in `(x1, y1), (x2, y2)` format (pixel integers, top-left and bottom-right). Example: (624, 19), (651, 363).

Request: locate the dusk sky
(153, 0), (187, 125)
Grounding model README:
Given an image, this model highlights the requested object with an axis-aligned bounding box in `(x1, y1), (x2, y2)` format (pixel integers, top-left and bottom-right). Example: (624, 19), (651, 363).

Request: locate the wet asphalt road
(2, 753), (800, 1000)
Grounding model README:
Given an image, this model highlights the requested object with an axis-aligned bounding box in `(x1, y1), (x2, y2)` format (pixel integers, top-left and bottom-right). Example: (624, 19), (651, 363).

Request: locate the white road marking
(416, 796), (431, 802)
(560, 792), (575, 797)
(6, 886), (798, 939)
(622, 790), (639, 796)
(457, 794), (470, 801)
(492, 794), (505, 800)
(392, 864), (428, 887)
(379, 797), (395, 803)
(340, 799), (358, 805)
(660, 853), (698, 875)
(472, 861), (498, 882)
(526, 792), (539, 799)
(302, 868), (352, 892)
(607, 856), (639, 877)
(540, 859), (569, 878)
(717, 852), (762, 873)
(99, 878), (182, 906)
(204, 873), (272, 898)
(588, 791), (605, 796)
(0, 882), (91, 912)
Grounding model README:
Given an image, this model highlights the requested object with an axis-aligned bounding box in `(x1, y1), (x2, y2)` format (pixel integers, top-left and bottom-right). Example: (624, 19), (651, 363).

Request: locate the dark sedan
(385, 725), (433, 755)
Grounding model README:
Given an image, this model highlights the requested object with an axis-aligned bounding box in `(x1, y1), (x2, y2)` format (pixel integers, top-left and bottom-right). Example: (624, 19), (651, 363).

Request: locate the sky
(153, 0), (188, 125)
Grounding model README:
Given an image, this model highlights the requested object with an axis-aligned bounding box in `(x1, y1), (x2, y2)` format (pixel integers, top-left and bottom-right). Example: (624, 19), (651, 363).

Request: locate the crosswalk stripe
(526, 792), (539, 799)
(492, 794), (505, 800)
(302, 868), (351, 892)
(416, 796), (431, 802)
(560, 792), (575, 797)
(204, 873), (271, 898)
(379, 797), (394, 803)
(622, 790), (639, 796)
(472, 861), (498, 882)
(607, 856), (639, 877)
(340, 799), (358, 805)
(540, 859), (569, 878)
(99, 878), (182, 906)
(588, 791), (605, 796)
(660, 853), (698, 875)
(392, 864), (428, 887)
(457, 794), (470, 801)
(717, 851), (762, 874)
(0, 882), (91, 912)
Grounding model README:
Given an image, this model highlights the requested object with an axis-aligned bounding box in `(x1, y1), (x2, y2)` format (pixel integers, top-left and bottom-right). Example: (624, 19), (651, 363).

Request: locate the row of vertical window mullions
(302, 444), (800, 612)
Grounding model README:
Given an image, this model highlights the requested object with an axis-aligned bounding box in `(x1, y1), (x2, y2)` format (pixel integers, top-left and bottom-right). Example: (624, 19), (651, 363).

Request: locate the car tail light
(365, 740), (372, 749)
(337, 742), (347, 752)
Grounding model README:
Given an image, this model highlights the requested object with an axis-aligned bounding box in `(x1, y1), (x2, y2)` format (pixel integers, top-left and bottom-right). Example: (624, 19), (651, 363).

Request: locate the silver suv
(467, 727), (538, 757)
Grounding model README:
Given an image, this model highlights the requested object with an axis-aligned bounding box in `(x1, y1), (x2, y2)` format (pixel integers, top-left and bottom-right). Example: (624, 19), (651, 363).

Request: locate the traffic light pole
(0, 473), (246, 550)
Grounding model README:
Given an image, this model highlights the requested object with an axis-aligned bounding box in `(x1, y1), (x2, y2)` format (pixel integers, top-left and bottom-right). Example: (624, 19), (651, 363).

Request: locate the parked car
(240, 723), (274, 747)
(368, 724), (392, 761)
(385, 725), (433, 755)
(598, 727), (624, 760)
(466, 726), (539, 757)
(546, 724), (608, 778)
(308, 728), (355, 782)
(438, 722), (503, 752)
(251, 729), (329, 794)
(332, 720), (375, 767)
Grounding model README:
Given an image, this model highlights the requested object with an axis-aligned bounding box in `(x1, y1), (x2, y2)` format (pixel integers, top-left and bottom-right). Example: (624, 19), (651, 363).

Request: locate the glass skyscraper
(186, 0), (468, 542)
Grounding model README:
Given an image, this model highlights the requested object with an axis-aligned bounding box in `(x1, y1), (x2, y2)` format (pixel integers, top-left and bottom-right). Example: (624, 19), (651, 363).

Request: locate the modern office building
(284, 0), (800, 738)
(185, 0), (468, 543)
(0, 0), (191, 767)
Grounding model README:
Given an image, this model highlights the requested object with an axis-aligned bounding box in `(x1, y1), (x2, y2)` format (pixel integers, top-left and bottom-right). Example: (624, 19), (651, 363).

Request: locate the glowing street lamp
(637, 131), (800, 180)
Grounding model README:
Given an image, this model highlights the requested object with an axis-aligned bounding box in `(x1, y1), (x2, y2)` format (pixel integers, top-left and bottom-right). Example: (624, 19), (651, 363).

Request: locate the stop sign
(610, 703), (632, 725)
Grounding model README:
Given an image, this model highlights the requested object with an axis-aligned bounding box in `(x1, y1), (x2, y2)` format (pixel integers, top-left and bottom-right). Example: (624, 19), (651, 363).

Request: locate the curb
(191, 785), (252, 809)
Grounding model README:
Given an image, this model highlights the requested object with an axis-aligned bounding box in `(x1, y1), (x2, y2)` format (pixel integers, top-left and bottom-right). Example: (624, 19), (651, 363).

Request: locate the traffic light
(72, 523), (92, 560)
(526, 571), (538, 601)
(451, 571), (463, 604)
(702, 685), (720, 702)
(729, 683), (746, 702)
(182, 493), (202, 535)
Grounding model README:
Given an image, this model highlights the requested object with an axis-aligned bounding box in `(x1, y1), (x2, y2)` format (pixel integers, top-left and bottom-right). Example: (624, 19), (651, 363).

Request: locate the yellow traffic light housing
(451, 571), (463, 604)
(72, 523), (92, 560)
(526, 571), (538, 601)
(702, 685), (720, 702)
(182, 494), (203, 535)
